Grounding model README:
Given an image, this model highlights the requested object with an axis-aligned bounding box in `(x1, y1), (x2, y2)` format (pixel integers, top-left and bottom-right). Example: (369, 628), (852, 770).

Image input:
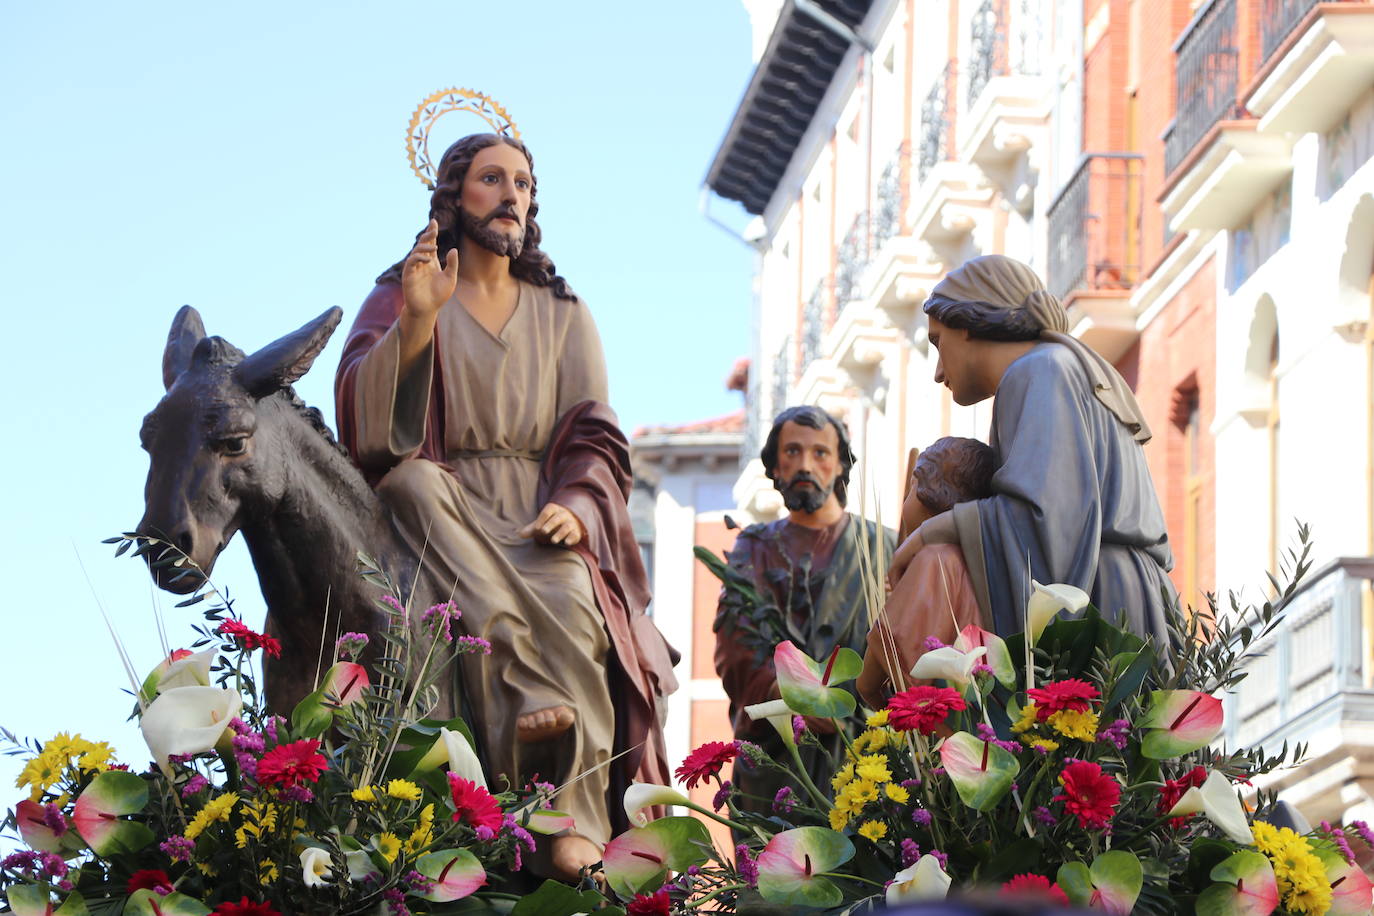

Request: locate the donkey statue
(137, 305), (429, 709)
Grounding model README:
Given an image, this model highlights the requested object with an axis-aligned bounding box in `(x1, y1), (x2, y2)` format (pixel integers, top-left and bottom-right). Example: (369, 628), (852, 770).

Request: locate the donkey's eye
(219, 436), (249, 457)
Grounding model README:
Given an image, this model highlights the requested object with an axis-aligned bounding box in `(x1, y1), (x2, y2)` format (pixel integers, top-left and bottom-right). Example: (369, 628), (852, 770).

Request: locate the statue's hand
(401, 219), (458, 321)
(518, 502), (586, 547)
(887, 529), (925, 590)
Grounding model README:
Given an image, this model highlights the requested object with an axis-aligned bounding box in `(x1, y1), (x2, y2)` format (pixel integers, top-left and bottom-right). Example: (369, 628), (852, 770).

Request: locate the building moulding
(958, 75), (1050, 212)
(1064, 289), (1138, 364)
(908, 161), (994, 265)
(1245, 4), (1374, 136)
(1159, 122), (1294, 234)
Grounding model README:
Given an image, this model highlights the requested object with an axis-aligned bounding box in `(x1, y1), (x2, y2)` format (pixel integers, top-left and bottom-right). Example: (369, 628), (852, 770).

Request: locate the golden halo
(405, 88), (520, 190)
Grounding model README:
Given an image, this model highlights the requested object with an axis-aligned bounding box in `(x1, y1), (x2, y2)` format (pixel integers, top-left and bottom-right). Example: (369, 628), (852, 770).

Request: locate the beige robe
(344, 281), (617, 845)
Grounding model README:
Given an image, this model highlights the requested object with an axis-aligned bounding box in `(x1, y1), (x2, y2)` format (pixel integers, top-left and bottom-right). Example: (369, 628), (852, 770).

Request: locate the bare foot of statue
(517, 705), (575, 742)
(549, 833), (603, 884)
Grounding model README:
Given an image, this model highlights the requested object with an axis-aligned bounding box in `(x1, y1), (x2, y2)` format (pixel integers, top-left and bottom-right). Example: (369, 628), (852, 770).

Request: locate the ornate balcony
(872, 143), (908, 252)
(967, 0), (1009, 112)
(1226, 557), (1374, 824)
(771, 334), (792, 419)
(800, 281), (826, 372)
(918, 62), (956, 183)
(1245, 2), (1374, 136)
(835, 211), (869, 317)
(1164, 0), (1242, 178)
(1046, 154), (1143, 361)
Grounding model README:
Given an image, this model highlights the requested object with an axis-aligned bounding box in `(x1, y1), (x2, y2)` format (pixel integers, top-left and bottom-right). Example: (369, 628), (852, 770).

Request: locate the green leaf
(977, 837), (1043, 883)
(510, 880), (623, 916)
(1057, 861), (1094, 908)
(1104, 646), (1156, 713)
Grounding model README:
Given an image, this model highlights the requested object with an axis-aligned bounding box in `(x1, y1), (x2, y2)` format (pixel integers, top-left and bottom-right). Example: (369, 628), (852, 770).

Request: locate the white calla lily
(623, 781), (690, 827)
(886, 854), (952, 904)
(1027, 580), (1091, 644)
(140, 685), (242, 771)
(1166, 770), (1253, 844)
(300, 846), (334, 887)
(744, 698), (798, 749)
(155, 647), (218, 693)
(440, 727), (487, 787)
(910, 645), (988, 687)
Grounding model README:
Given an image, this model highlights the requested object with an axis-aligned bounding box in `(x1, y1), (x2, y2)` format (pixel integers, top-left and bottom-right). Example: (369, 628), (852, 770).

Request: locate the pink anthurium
(123, 890), (210, 916)
(756, 827), (856, 908)
(954, 625), (1016, 687)
(292, 662), (371, 737)
(1195, 850), (1279, 916)
(411, 848), (487, 902)
(773, 641), (863, 719)
(1139, 690), (1224, 758)
(524, 809), (577, 835)
(71, 770), (153, 856)
(15, 799), (66, 853)
(1057, 851), (1143, 915)
(939, 731), (1019, 811)
(603, 816), (711, 898)
(1318, 847), (1374, 915)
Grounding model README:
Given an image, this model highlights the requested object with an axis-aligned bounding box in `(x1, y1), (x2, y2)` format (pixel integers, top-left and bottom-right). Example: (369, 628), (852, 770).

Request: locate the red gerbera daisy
(1026, 679), (1099, 720)
(127, 868), (174, 894)
(216, 619), (283, 658)
(1001, 873), (1070, 905)
(626, 889), (672, 916)
(211, 898), (282, 916)
(255, 739), (328, 789)
(448, 774), (503, 832)
(674, 740), (739, 789)
(1055, 760), (1121, 830)
(1158, 765), (1208, 827)
(887, 685), (966, 734)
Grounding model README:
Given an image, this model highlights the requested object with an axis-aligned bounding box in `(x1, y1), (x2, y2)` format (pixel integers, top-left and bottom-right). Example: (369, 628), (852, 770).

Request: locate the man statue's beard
(779, 473), (834, 514)
(459, 205), (526, 258)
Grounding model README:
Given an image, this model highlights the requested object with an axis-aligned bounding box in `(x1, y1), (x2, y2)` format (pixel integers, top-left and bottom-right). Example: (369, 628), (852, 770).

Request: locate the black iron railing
(968, 0), (1008, 110)
(771, 335), (792, 419)
(919, 62), (956, 182)
(1261, 0), (1323, 62)
(873, 143), (907, 249)
(801, 281), (826, 370)
(1046, 154), (1144, 302)
(835, 211), (869, 314)
(1165, 0), (1240, 176)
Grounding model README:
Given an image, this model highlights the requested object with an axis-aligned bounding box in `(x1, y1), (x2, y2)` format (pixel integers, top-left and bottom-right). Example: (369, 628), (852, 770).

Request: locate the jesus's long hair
(376, 133), (577, 300)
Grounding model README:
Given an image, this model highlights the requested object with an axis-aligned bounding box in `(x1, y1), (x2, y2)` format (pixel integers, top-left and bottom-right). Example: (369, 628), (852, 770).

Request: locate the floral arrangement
(0, 538), (586, 916)
(590, 535), (1374, 915)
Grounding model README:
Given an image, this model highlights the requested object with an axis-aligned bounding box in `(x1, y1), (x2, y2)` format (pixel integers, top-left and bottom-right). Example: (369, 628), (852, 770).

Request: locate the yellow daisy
(351, 785), (378, 803)
(1011, 703), (1039, 734)
(374, 832), (402, 864)
(858, 820), (888, 842)
(866, 709), (890, 727)
(884, 783), (910, 804)
(386, 779), (423, 802)
(1047, 709), (1100, 741)
(184, 792), (239, 840)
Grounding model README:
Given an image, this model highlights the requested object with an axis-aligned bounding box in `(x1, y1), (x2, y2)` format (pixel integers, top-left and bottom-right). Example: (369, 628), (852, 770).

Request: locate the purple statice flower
(180, 774), (209, 798)
(930, 849), (949, 869)
(160, 836), (195, 862)
(382, 887), (412, 916)
(228, 717), (253, 736)
(40, 803), (67, 836)
(687, 865), (702, 876)
(923, 636), (947, 651)
(901, 838), (922, 868)
(263, 715), (281, 743)
(773, 786), (796, 815)
(1096, 718), (1131, 750)
(455, 635), (492, 655)
(901, 776), (923, 789)
(1033, 805), (1057, 826)
(37, 852), (67, 880)
(976, 723), (1021, 754)
(234, 752), (258, 781)
(501, 815), (537, 857)
(167, 752), (195, 766)
(280, 785), (314, 804)
(336, 631), (370, 661)
(475, 824), (495, 842)
(735, 844), (760, 887)
(403, 870), (434, 894)
(931, 767), (946, 777)
(972, 663), (995, 678)
(792, 716), (806, 743)
(233, 731), (265, 755)
(911, 808), (933, 827)
(1351, 820), (1374, 848)
(380, 594), (405, 613)
(736, 741), (767, 769)
(1321, 821), (1357, 864)
(713, 780), (733, 811)
(421, 602), (457, 644)
(1, 851), (38, 872)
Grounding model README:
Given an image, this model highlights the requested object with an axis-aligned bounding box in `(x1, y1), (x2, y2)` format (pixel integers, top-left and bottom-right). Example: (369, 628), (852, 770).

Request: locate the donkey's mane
(279, 386), (351, 462)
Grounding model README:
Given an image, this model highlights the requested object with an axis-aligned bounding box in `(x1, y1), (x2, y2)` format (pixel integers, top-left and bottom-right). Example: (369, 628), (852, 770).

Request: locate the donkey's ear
(163, 305), (208, 390)
(234, 307), (343, 397)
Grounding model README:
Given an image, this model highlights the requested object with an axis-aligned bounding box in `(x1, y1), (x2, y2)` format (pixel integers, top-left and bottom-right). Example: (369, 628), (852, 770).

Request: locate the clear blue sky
(0, 1), (757, 803)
